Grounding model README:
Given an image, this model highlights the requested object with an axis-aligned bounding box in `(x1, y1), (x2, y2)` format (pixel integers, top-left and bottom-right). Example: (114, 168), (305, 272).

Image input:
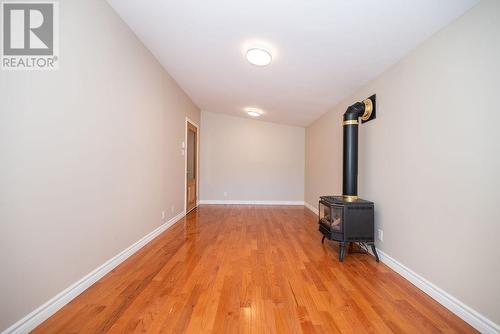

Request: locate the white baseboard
(198, 200), (305, 205)
(302, 200), (498, 333)
(303, 201), (319, 215)
(377, 250), (499, 334)
(4, 208), (497, 334)
(2, 211), (186, 334)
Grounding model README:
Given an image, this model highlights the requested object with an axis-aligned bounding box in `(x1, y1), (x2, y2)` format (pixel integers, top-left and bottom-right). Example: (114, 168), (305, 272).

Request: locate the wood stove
(319, 196), (378, 262)
(318, 95), (379, 262)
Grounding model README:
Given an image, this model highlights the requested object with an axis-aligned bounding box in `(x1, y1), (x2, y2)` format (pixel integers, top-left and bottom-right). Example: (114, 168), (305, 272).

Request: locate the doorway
(185, 119), (198, 213)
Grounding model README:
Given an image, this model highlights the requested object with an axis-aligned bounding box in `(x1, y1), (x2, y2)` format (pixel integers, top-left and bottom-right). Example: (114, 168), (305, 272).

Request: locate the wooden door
(186, 122), (197, 213)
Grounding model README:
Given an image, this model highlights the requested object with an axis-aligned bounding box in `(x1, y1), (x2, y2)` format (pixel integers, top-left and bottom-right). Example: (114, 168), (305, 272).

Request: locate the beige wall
(200, 111), (304, 202)
(306, 0), (500, 325)
(0, 0), (199, 331)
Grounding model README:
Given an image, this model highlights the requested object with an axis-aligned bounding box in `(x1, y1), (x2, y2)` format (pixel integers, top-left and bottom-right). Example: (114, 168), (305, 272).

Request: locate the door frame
(184, 117), (199, 214)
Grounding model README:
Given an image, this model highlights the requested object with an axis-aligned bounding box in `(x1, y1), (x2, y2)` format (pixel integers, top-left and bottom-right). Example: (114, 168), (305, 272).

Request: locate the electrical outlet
(161, 211), (166, 220)
(223, 192), (227, 197)
(377, 229), (383, 242)
(171, 206), (175, 213)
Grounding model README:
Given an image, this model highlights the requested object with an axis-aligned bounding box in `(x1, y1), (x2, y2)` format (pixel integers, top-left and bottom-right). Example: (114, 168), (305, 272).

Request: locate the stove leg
(321, 236), (325, 244)
(339, 242), (347, 262)
(370, 243), (380, 262)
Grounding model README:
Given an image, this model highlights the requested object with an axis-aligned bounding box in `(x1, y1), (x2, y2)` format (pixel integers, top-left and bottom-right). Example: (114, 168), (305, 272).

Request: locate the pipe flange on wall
(342, 94), (376, 124)
(361, 98), (373, 121)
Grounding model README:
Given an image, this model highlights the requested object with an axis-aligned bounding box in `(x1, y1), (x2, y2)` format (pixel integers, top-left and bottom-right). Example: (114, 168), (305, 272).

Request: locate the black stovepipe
(342, 96), (376, 201)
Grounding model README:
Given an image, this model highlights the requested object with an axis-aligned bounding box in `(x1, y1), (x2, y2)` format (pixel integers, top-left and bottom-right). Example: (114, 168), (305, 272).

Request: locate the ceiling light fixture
(245, 107), (263, 117)
(246, 48), (272, 66)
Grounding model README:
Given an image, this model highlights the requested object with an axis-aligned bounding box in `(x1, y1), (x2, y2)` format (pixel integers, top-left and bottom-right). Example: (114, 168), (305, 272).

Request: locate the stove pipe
(342, 95), (376, 201)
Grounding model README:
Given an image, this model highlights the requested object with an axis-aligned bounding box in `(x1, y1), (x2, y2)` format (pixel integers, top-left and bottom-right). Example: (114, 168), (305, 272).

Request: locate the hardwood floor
(33, 205), (476, 333)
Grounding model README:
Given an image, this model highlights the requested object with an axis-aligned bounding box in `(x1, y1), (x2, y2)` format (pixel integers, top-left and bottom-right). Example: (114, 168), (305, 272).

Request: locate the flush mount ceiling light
(246, 48), (272, 66)
(245, 107), (263, 117)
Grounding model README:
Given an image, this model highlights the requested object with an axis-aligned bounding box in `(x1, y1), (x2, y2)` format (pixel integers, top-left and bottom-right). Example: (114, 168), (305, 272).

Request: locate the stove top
(320, 195), (373, 205)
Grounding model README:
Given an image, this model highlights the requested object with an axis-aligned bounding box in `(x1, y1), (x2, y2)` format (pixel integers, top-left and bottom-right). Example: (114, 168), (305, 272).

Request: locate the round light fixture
(247, 111), (261, 117)
(246, 48), (272, 66)
(245, 107), (263, 117)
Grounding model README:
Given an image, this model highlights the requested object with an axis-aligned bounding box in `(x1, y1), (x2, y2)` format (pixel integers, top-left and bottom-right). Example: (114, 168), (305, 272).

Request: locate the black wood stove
(318, 95), (379, 262)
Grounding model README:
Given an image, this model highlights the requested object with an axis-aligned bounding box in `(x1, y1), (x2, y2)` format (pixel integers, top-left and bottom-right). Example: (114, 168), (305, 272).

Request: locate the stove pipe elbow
(342, 95), (376, 201)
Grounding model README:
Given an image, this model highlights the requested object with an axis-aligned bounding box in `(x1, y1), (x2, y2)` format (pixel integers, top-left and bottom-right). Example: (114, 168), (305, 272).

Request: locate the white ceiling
(108, 0), (478, 127)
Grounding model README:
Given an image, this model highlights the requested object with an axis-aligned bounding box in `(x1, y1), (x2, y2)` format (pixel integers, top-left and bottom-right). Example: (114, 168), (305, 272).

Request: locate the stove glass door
(319, 202), (343, 233)
(330, 205), (342, 232)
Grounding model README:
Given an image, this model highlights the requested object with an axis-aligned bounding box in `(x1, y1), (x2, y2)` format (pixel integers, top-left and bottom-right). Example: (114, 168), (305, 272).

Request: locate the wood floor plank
(32, 205), (477, 333)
